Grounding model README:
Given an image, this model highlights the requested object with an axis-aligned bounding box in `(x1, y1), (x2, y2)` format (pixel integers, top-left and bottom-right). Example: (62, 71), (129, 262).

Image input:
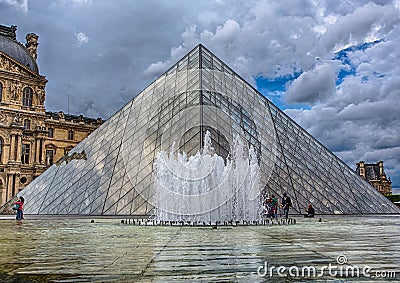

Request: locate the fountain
(153, 131), (262, 225)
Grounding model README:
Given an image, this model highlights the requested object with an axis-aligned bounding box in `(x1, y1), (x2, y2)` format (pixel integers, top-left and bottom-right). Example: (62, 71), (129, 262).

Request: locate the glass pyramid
(19, 44), (399, 215)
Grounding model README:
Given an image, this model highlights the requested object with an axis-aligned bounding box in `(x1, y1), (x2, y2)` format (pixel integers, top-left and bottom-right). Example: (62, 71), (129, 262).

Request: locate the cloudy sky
(1, 0), (399, 192)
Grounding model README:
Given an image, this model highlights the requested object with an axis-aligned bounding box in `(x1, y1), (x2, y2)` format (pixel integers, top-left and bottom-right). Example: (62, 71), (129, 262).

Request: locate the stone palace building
(356, 161), (392, 196)
(0, 24), (102, 206)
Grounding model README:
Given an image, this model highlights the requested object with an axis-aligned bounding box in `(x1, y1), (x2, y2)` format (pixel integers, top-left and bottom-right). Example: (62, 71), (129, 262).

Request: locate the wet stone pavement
(0, 215), (399, 282)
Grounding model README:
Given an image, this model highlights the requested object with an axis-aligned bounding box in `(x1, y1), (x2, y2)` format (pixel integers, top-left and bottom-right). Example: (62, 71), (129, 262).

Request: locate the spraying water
(153, 131), (262, 224)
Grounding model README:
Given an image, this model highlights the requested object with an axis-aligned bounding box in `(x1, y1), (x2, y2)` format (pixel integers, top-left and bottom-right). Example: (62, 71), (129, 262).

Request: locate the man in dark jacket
(281, 193), (292, 219)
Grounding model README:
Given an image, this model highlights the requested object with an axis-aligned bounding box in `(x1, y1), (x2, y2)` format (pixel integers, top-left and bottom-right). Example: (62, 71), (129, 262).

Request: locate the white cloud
(198, 10), (219, 24)
(317, 3), (398, 54)
(213, 19), (240, 44)
(395, 0), (400, 10)
(1, 0), (28, 13)
(75, 32), (89, 45)
(71, 0), (92, 4)
(61, 0), (92, 6)
(143, 61), (169, 79)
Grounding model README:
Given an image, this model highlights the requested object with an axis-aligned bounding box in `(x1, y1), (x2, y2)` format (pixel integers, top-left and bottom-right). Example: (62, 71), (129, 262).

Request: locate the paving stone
(0, 216), (398, 282)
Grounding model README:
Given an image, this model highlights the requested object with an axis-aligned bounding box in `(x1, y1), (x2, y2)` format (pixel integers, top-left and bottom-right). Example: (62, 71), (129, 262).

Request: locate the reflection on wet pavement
(0, 216), (399, 282)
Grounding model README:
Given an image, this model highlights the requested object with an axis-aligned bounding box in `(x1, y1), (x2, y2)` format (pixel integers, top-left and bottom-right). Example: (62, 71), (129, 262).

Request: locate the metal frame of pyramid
(18, 44), (399, 215)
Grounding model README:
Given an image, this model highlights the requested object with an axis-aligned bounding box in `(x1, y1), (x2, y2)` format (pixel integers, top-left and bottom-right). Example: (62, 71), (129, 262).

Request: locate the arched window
(0, 82), (3, 102)
(22, 87), (33, 107)
(0, 137), (3, 163)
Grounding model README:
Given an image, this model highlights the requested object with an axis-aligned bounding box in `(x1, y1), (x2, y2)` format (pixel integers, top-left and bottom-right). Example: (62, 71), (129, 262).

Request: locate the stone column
(9, 134), (15, 161)
(0, 179), (4, 205)
(6, 173), (15, 200)
(11, 173), (16, 197)
(15, 134), (22, 162)
(35, 138), (42, 165)
(5, 174), (10, 202)
(33, 138), (37, 164)
(39, 138), (44, 164)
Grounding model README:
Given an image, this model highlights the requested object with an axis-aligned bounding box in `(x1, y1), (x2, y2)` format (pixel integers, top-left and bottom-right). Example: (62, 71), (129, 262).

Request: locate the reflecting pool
(0, 215), (399, 282)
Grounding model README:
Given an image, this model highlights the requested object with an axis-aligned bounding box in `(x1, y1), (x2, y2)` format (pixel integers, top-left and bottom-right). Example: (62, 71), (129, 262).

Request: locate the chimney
(378, 161), (385, 177)
(25, 33), (39, 60)
(0, 24), (17, 40)
(357, 161), (365, 179)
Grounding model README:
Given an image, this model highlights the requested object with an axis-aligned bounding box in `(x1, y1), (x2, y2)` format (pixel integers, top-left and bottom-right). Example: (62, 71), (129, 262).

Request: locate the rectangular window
(21, 144), (30, 164)
(22, 88), (33, 107)
(46, 149), (54, 166)
(48, 128), (54, 138)
(23, 119), (30, 130)
(68, 130), (74, 140)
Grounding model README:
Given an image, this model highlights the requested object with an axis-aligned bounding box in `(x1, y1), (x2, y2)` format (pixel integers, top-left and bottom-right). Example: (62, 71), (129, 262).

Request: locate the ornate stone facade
(0, 24), (102, 206)
(356, 161), (392, 195)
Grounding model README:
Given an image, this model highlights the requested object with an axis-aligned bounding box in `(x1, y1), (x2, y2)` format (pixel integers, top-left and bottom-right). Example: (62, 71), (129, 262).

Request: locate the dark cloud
(285, 64), (336, 104)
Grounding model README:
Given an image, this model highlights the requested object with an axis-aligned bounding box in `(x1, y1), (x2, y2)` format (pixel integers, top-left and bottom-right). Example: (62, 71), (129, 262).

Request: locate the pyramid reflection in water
(19, 44), (399, 215)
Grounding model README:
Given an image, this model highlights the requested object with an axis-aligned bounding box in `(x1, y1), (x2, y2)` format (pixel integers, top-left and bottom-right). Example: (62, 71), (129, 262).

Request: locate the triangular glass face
(19, 44), (399, 215)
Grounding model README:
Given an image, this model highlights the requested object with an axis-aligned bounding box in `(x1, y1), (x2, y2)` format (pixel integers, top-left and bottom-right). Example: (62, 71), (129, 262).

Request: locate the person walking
(281, 193), (292, 219)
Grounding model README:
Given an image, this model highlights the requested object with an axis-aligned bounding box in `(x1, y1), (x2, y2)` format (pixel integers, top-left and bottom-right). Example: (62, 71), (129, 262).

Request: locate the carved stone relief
(58, 111), (65, 119)
(12, 114), (22, 125)
(0, 56), (12, 71)
(0, 112), (6, 123)
(11, 80), (21, 100)
(36, 86), (45, 104)
(25, 33), (39, 60)
(0, 55), (32, 76)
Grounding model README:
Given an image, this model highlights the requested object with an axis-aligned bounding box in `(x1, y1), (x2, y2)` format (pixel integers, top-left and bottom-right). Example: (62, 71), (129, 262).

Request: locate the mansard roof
(0, 25), (39, 73)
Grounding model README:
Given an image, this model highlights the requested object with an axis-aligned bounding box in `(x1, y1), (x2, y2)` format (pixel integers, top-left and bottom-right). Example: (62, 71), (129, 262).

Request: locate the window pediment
(45, 143), (58, 149)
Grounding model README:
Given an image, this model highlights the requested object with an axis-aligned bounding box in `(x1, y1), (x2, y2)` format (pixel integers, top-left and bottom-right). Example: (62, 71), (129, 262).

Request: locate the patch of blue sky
(256, 40), (383, 111)
(255, 73), (311, 111)
(334, 39), (383, 84)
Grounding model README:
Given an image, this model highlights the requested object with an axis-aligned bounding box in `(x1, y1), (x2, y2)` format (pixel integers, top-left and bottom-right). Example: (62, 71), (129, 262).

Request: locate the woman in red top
(14, 196), (24, 220)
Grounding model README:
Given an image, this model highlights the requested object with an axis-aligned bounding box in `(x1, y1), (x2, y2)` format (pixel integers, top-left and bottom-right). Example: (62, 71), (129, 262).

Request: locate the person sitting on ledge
(304, 204), (315, 218)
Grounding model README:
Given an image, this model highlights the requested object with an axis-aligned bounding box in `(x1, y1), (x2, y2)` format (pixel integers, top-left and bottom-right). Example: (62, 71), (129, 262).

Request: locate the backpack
(12, 204), (20, 210)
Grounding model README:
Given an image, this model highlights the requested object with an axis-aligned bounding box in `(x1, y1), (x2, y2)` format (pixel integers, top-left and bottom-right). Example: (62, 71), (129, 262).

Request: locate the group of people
(263, 193), (292, 219)
(263, 193), (315, 219)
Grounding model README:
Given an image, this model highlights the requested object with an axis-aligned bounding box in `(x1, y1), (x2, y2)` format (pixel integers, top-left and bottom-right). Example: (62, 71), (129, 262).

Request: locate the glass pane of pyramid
(18, 44), (399, 215)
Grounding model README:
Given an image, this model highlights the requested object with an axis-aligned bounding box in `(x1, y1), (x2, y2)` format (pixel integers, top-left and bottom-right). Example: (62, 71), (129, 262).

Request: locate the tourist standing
(14, 197), (24, 220)
(262, 197), (272, 219)
(271, 195), (278, 219)
(281, 193), (292, 219)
